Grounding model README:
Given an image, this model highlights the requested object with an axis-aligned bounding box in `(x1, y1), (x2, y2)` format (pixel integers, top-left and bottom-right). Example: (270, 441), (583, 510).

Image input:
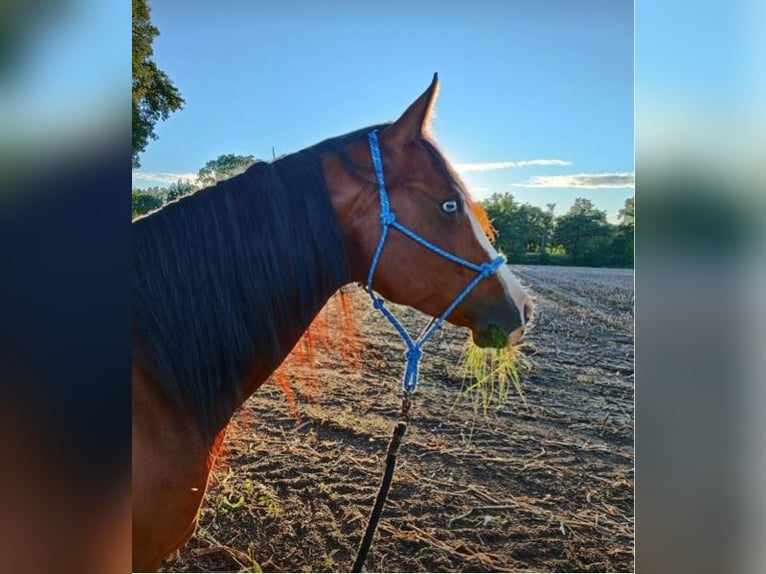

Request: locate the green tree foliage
(612, 196), (635, 265)
(139, 185), (166, 196)
(619, 196), (634, 225)
(132, 0), (184, 167)
(129, 154), (258, 220)
(482, 193), (634, 268)
(514, 204), (552, 254)
(166, 179), (195, 201)
(540, 203), (556, 260)
(483, 194), (553, 259)
(196, 154), (257, 188)
(552, 198), (612, 266)
(132, 190), (163, 218)
(483, 193), (521, 257)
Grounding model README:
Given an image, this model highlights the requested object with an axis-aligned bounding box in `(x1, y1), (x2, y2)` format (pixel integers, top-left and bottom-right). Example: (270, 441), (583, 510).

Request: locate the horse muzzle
(469, 297), (533, 348)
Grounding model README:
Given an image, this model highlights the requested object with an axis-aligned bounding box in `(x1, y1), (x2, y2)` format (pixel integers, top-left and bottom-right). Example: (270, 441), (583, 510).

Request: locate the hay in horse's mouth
(471, 322), (523, 349)
(453, 335), (532, 417)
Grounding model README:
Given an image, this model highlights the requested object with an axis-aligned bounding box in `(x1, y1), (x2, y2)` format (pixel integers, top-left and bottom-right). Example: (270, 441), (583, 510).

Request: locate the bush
(511, 252), (574, 266)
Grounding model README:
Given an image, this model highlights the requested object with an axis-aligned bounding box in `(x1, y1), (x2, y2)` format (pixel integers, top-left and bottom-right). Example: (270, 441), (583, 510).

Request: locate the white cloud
(132, 171), (199, 184)
(133, 159), (577, 184)
(512, 172), (635, 189)
(455, 159), (573, 172)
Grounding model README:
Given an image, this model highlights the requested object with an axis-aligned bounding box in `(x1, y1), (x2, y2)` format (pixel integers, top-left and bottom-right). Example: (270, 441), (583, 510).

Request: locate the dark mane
(132, 126), (387, 437)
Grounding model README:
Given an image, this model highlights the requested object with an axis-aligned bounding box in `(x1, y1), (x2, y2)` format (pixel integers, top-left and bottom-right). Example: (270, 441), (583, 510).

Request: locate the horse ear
(384, 73), (440, 147)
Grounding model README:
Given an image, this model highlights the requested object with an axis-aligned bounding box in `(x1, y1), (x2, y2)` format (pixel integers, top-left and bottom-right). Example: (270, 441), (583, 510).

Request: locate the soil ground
(162, 265), (634, 573)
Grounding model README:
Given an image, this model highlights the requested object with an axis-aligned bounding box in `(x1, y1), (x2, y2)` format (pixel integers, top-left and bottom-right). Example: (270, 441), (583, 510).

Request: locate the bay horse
(132, 74), (531, 571)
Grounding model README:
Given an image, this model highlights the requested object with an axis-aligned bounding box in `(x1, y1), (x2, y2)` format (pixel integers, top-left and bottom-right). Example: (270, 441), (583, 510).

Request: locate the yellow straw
(453, 335), (532, 417)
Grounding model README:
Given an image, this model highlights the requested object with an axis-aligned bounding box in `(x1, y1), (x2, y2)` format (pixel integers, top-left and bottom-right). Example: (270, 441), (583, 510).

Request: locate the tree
(133, 0), (184, 167)
(132, 190), (163, 218)
(166, 179), (195, 201)
(612, 196), (635, 266)
(553, 198), (611, 265)
(513, 204), (550, 254)
(540, 203), (556, 259)
(619, 196), (634, 226)
(611, 221), (634, 266)
(482, 194), (559, 261)
(140, 185), (166, 197)
(482, 193), (522, 258)
(196, 154), (257, 188)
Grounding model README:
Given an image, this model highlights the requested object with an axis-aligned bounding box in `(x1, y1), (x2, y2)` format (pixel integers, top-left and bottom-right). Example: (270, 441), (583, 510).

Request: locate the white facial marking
(465, 206), (530, 326)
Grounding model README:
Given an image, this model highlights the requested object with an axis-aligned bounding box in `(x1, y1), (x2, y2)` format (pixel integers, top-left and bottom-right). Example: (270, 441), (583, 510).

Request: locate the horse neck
(225, 167), (356, 425)
(234, 277), (344, 411)
(318, 150), (378, 285)
(133, 152), (352, 441)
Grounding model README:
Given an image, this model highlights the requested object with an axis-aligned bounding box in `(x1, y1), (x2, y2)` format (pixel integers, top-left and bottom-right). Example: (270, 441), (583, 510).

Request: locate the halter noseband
(364, 130), (506, 394)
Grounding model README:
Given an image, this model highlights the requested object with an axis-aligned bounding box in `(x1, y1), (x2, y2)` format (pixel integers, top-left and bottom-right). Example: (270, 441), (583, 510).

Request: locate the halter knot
(373, 298), (385, 310)
(405, 347), (422, 363)
(381, 212), (396, 226)
(402, 349), (421, 393)
(480, 257), (505, 277)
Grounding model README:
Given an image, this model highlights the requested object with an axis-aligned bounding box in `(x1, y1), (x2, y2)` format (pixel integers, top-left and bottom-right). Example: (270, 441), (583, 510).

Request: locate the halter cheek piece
(364, 130), (506, 393)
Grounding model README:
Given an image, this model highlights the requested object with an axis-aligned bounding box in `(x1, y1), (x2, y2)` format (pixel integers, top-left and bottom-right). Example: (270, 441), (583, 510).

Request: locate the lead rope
(351, 393), (411, 573)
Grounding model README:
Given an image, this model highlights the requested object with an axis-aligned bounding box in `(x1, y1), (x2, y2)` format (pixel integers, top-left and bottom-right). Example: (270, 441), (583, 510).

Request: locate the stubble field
(163, 264), (634, 573)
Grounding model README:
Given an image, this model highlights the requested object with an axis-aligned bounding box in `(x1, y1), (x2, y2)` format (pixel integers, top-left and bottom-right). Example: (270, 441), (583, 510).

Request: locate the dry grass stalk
(453, 336), (532, 417)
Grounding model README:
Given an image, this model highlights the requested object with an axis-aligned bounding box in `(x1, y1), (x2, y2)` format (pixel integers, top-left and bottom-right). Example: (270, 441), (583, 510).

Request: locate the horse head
(325, 74), (532, 348)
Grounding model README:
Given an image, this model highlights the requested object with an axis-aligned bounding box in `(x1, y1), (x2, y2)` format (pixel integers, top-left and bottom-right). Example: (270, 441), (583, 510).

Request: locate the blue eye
(442, 200), (458, 213)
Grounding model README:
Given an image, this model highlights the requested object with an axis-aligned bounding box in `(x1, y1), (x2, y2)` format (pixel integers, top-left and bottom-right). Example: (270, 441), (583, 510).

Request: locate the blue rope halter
(364, 130), (506, 394)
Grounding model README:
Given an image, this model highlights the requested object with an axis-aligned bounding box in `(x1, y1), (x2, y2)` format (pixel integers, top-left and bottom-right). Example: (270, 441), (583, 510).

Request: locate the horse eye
(442, 200), (458, 214)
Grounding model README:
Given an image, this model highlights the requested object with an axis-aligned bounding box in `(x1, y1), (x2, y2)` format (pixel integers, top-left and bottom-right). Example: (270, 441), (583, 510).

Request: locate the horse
(132, 74), (532, 572)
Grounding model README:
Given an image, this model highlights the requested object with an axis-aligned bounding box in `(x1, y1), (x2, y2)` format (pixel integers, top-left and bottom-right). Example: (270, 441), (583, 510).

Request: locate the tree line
(483, 193), (634, 267)
(134, 154), (633, 269)
(132, 154), (256, 218)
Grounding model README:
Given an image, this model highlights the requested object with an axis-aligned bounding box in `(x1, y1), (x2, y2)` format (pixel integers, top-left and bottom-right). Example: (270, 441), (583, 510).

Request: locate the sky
(132, 0), (634, 222)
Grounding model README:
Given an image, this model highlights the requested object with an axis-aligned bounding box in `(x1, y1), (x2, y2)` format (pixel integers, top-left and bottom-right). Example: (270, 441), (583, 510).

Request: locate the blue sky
(132, 0), (634, 222)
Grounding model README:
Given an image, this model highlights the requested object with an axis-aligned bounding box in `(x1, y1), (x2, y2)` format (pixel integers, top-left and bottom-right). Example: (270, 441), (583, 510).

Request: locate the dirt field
(163, 265), (634, 573)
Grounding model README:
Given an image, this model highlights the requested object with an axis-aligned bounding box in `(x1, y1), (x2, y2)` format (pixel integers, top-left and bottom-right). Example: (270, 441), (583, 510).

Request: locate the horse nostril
(523, 300), (534, 325)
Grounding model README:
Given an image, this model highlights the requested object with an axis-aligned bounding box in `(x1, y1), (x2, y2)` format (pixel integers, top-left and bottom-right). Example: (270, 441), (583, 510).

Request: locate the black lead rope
(351, 394), (411, 573)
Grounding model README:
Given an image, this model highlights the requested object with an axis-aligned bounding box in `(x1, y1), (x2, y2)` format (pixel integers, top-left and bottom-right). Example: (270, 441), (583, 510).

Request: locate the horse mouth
(471, 323), (526, 349)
